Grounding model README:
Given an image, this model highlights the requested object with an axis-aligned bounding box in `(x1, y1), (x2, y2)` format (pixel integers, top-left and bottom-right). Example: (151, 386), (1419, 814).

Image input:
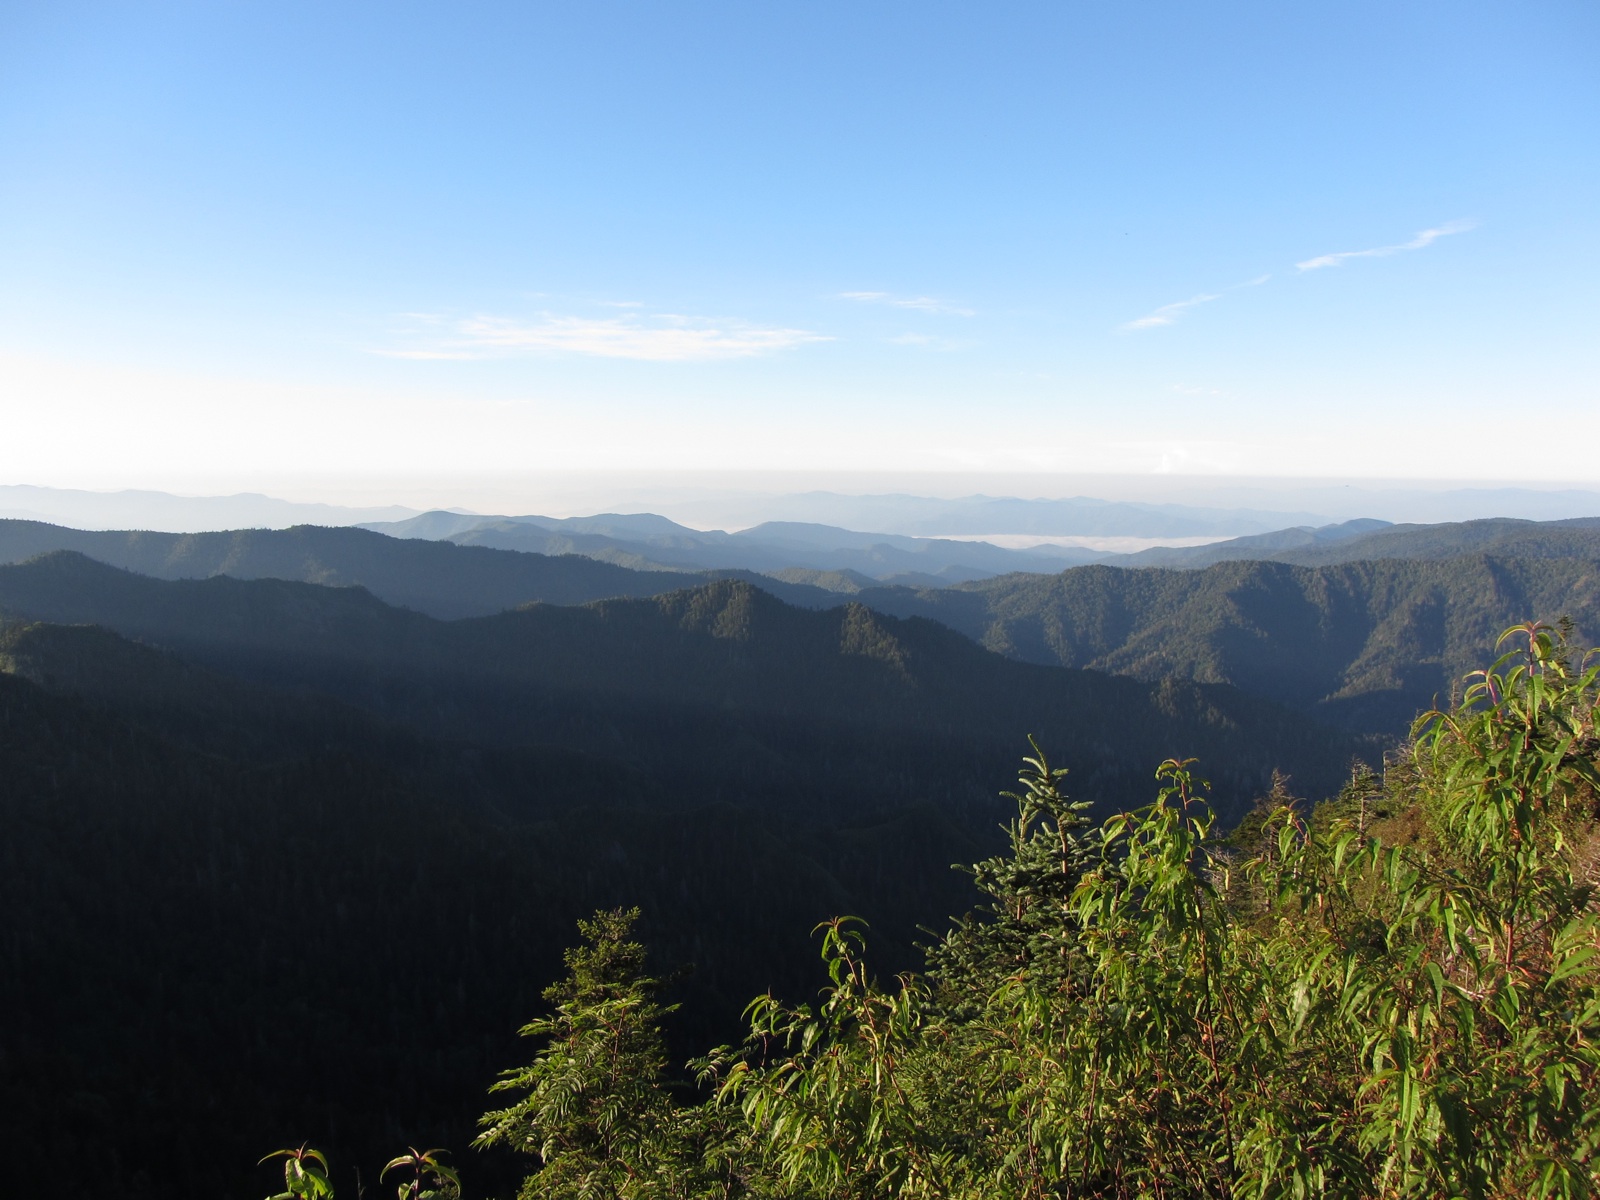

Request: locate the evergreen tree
(477, 908), (749, 1200)
(923, 738), (1097, 1013)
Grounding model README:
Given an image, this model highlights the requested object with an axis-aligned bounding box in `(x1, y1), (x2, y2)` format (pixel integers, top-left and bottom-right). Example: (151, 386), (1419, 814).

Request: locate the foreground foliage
(257, 1145), (460, 1200)
(480, 622), (1600, 1199)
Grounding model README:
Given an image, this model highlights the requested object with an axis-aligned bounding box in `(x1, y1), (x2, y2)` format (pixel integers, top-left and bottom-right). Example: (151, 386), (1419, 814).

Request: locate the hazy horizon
(5, 474), (1600, 536)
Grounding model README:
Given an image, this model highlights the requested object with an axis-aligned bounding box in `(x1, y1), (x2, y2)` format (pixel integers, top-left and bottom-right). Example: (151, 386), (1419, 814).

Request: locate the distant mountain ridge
(663, 485), (1600, 532)
(1102, 516), (1600, 568)
(849, 554), (1600, 735)
(407, 493), (1327, 540)
(1100, 518), (1392, 565)
(7, 481), (1599, 544)
(0, 484), (1335, 544)
(0, 483), (420, 530)
(809, 493), (1324, 537)
(365, 510), (1106, 580)
(369, 510), (1600, 580)
(0, 519), (844, 618)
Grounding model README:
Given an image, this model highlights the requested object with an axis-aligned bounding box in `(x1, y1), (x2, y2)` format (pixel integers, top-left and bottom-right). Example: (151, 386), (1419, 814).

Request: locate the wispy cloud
(839, 291), (976, 316)
(887, 332), (971, 351)
(1296, 219), (1476, 271)
(1121, 292), (1223, 332)
(1119, 218), (1473, 334)
(1120, 275), (1269, 333)
(378, 312), (831, 363)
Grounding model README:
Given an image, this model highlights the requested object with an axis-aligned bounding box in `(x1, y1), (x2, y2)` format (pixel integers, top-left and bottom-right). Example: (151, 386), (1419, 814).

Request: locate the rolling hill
(0, 518), (842, 618)
(1104, 515), (1600, 569)
(378, 510), (1100, 579)
(851, 554), (1600, 735)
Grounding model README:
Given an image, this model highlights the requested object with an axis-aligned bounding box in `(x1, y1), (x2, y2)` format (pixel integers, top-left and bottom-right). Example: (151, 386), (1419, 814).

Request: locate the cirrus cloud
(1120, 291), (1223, 332)
(1296, 219), (1476, 271)
(838, 291), (976, 316)
(1119, 275), (1270, 333)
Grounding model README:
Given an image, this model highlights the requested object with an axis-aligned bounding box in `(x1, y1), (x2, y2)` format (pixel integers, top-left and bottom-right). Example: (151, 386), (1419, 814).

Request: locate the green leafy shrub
(382, 1147), (462, 1199)
(260, 1146), (336, 1200)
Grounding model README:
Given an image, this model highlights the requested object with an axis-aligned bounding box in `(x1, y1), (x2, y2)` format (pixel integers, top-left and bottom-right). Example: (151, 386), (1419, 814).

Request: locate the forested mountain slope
(0, 551), (1364, 818)
(0, 621), (998, 1200)
(0, 519), (838, 618)
(1105, 514), (1600, 568)
(853, 554), (1600, 735)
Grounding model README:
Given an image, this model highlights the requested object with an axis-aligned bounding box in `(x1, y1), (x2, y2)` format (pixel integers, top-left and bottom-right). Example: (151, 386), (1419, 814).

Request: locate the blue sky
(1, 1), (1596, 501)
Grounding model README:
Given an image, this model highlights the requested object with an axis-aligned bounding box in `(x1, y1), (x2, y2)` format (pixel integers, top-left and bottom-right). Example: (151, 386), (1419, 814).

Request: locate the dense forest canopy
(853, 555), (1600, 735)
